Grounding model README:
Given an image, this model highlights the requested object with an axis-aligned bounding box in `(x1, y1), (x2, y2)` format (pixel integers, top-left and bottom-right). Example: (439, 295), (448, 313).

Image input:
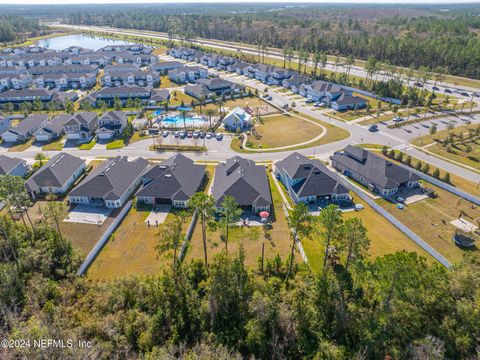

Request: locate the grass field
(77, 138), (96, 150)
(169, 91), (196, 107)
(411, 125), (480, 170)
(246, 114), (324, 149)
(87, 204), (182, 280)
(105, 139), (125, 150)
(377, 181), (480, 264)
(27, 200), (118, 257)
(231, 111), (350, 153)
(159, 75), (174, 89)
(7, 138), (35, 152)
(185, 171), (292, 268)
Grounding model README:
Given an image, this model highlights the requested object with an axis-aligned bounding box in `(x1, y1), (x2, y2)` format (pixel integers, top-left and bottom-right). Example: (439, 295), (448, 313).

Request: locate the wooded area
(62, 4), (480, 79)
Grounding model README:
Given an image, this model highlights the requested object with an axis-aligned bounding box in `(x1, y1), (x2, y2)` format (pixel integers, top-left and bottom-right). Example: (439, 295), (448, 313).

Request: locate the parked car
(193, 131), (200, 139)
(216, 133), (223, 140)
(354, 204), (365, 211)
(206, 133), (212, 139)
(313, 102), (322, 107)
(187, 131), (193, 138)
(174, 131), (180, 138)
(162, 131), (169, 137)
(179, 131), (186, 139)
(393, 116), (404, 122)
(305, 98), (314, 103)
(368, 124), (378, 132)
(414, 82), (423, 87)
(444, 89), (452, 93)
(474, 93), (480, 97)
(461, 92), (470, 97)
(199, 132), (206, 139)
(432, 86), (439, 91)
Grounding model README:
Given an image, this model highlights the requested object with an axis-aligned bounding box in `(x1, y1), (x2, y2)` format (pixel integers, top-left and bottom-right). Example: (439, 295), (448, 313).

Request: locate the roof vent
(165, 174), (172, 178)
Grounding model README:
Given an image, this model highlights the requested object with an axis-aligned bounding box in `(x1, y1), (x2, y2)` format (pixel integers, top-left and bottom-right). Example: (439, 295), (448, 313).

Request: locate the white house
(222, 107), (253, 131)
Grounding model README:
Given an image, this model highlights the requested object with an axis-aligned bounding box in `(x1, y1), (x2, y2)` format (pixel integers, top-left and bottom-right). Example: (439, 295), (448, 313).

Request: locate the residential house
(168, 47), (199, 61)
(96, 111), (128, 140)
(63, 112), (99, 143)
(0, 155), (30, 177)
(332, 145), (420, 196)
(101, 70), (160, 87)
(68, 156), (149, 208)
(64, 53), (114, 67)
(34, 114), (71, 142)
(330, 93), (367, 111)
(212, 156), (272, 213)
(0, 115), (10, 134)
(299, 80), (367, 110)
(25, 152), (86, 199)
(150, 61), (183, 74)
(222, 107), (252, 131)
(148, 89), (170, 106)
(168, 66), (208, 83)
(227, 61), (250, 75)
(184, 78), (244, 100)
(136, 154), (206, 208)
(1, 114), (48, 143)
(275, 152), (349, 204)
(282, 73), (311, 93)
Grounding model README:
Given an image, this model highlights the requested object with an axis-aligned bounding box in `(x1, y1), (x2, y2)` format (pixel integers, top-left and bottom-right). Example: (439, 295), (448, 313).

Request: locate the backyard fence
(178, 210), (198, 262)
(396, 157), (480, 206)
(76, 200), (133, 276)
(345, 181), (452, 268)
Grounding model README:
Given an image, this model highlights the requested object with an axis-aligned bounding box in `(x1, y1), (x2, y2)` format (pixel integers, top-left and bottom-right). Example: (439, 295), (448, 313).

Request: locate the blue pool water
(160, 116), (208, 127)
(36, 34), (135, 51)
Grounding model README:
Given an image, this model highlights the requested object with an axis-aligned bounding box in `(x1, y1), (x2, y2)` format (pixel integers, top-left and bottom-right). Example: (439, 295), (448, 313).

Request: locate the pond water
(36, 34), (136, 51)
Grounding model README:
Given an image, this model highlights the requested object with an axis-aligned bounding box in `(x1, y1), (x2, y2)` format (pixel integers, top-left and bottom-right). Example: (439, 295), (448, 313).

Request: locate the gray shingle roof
(276, 152), (349, 198)
(25, 152), (85, 192)
(11, 114), (48, 135)
(69, 156), (148, 201)
(136, 154), (205, 201)
(332, 145), (420, 189)
(0, 155), (24, 175)
(212, 156), (272, 208)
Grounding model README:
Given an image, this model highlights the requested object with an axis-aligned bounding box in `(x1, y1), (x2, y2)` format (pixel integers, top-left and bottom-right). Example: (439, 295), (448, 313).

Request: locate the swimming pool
(160, 116), (208, 128)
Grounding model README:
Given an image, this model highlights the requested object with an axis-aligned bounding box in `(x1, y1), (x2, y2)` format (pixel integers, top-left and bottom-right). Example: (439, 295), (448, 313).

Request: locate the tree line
(64, 5), (480, 79)
(0, 173), (479, 359)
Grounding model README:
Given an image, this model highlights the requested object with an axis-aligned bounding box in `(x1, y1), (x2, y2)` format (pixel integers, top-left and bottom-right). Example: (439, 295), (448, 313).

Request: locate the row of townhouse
(34, 72), (97, 90)
(0, 74), (32, 91)
(97, 44), (153, 55)
(0, 88), (78, 108)
(168, 66), (209, 83)
(0, 111), (128, 144)
(168, 46), (368, 111)
(101, 70), (160, 87)
(81, 85), (170, 107)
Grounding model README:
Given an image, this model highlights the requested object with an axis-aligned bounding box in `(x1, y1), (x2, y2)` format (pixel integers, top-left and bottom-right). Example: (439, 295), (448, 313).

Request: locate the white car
(393, 116), (404, 122)
(354, 204), (365, 211)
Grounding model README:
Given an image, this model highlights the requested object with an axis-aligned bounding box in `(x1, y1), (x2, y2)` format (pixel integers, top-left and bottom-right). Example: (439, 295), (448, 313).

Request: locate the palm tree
(189, 192), (216, 269)
(217, 99), (225, 118)
(179, 109), (188, 130)
(205, 108), (217, 130)
(34, 152), (47, 167)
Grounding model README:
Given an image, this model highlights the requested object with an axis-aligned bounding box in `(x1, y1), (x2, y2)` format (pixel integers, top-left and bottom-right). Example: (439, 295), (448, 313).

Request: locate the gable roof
(333, 145), (420, 189)
(69, 156), (148, 201)
(212, 156), (272, 207)
(276, 152), (349, 198)
(25, 152), (85, 192)
(63, 112), (98, 127)
(0, 155), (25, 175)
(136, 154), (205, 201)
(10, 114), (48, 135)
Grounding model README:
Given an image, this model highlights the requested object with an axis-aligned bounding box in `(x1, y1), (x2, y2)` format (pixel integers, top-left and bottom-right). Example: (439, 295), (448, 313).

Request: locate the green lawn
(7, 138), (34, 152)
(106, 139), (125, 150)
(185, 170), (292, 268)
(87, 204), (179, 280)
(377, 181), (480, 264)
(77, 138), (96, 150)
